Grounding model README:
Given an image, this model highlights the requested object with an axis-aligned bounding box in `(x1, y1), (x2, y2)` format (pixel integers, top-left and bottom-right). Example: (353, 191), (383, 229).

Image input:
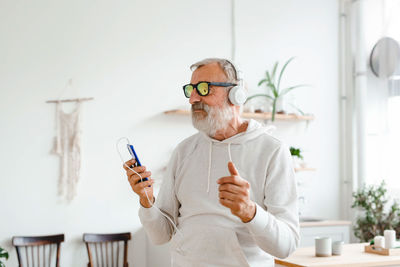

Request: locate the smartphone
(127, 144), (142, 166)
(127, 144), (148, 183)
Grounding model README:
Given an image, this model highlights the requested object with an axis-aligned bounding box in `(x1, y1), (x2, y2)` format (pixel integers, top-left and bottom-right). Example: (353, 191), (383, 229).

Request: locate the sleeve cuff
(138, 205), (160, 222)
(244, 203), (270, 236)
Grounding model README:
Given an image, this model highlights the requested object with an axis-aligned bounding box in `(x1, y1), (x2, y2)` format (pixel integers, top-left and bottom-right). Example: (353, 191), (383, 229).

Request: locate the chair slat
(101, 243), (105, 267)
(48, 244), (52, 267)
(123, 240), (128, 267)
(116, 242), (119, 267)
(88, 243), (93, 267)
(104, 242), (109, 266)
(37, 245), (40, 267)
(95, 243), (100, 267)
(42, 245), (45, 267)
(25, 246), (29, 267)
(31, 246), (34, 267)
(111, 242), (114, 267)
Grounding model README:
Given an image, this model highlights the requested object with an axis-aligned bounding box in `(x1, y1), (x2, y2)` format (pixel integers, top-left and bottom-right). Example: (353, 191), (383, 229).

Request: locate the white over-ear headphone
(225, 59), (247, 106)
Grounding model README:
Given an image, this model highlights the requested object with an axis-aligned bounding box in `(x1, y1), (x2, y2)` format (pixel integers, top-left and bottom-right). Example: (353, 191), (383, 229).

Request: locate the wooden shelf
(294, 167), (316, 172)
(164, 109), (191, 115)
(242, 112), (314, 121)
(164, 109), (314, 121)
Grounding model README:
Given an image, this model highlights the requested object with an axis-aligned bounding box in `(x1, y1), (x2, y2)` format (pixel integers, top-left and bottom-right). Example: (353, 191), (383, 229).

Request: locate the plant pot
(276, 96), (286, 113)
(292, 156), (303, 168)
(244, 97), (272, 113)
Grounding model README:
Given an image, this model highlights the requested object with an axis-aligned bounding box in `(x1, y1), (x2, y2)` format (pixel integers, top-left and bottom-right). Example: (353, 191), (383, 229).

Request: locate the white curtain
(352, 0), (400, 196)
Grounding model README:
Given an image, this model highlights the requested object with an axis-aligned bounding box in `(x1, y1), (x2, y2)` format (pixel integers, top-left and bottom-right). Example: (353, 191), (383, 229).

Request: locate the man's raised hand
(217, 162), (256, 223)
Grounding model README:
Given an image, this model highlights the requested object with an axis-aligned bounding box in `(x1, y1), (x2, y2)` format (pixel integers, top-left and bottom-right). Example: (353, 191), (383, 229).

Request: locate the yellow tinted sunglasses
(183, 81), (237, 98)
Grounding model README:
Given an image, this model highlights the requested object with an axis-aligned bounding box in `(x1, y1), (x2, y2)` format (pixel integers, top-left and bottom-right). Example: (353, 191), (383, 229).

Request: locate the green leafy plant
(290, 147), (303, 160)
(0, 247), (9, 267)
(245, 57), (308, 121)
(351, 181), (400, 242)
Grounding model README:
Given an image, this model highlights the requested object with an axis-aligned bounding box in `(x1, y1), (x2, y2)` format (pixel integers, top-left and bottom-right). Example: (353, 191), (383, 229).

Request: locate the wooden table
(275, 243), (400, 267)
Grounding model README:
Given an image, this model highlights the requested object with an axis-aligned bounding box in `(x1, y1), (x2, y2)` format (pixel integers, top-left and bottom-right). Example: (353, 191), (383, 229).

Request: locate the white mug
(315, 237), (332, 257)
(332, 241), (344, 255)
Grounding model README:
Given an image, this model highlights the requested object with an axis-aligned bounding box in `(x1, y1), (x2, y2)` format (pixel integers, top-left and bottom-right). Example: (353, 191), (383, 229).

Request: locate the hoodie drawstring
(207, 142), (212, 193)
(228, 143), (232, 162)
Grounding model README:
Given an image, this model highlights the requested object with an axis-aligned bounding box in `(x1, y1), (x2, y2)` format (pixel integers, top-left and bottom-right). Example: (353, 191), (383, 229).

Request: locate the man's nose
(189, 88), (201, 104)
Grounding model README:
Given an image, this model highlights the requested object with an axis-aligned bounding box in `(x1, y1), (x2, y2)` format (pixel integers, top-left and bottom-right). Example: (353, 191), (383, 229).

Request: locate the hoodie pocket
(170, 223), (249, 266)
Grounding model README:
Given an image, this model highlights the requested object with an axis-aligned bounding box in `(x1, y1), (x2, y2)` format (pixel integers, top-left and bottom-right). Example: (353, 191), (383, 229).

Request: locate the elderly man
(124, 58), (299, 267)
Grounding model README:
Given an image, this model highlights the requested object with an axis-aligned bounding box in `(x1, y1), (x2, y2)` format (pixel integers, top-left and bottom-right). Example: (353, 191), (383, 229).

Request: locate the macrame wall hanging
(47, 96), (93, 202)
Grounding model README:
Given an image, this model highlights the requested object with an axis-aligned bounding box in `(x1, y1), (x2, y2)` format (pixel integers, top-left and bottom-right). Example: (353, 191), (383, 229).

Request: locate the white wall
(235, 0), (340, 220)
(0, 0), (339, 266)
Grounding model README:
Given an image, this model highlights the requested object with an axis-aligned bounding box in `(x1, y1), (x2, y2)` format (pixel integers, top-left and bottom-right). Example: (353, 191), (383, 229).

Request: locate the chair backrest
(12, 234), (65, 267)
(83, 232), (131, 267)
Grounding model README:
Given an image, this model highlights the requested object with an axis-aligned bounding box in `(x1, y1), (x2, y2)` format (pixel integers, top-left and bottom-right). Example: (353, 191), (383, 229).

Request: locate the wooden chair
(83, 232), (131, 267)
(12, 234), (65, 267)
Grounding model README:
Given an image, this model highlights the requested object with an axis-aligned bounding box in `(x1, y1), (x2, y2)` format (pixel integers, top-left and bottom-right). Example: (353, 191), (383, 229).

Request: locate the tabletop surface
(275, 243), (400, 267)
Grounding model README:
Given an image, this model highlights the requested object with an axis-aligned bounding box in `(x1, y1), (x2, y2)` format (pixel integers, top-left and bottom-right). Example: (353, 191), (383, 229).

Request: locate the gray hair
(190, 58), (239, 83)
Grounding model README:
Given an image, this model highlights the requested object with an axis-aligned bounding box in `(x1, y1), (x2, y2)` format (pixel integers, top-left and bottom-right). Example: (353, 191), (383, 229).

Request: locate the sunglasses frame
(182, 81), (237, 98)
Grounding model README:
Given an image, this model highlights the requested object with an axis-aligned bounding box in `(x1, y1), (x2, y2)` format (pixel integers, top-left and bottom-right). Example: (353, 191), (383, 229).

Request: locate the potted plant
(245, 57), (308, 121)
(351, 181), (400, 242)
(0, 247), (8, 267)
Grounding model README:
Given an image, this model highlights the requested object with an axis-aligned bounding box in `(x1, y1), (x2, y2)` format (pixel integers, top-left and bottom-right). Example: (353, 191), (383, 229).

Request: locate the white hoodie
(139, 119), (299, 267)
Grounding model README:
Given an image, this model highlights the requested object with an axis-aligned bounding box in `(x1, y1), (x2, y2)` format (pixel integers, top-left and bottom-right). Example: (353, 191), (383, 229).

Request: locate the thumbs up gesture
(217, 162), (256, 223)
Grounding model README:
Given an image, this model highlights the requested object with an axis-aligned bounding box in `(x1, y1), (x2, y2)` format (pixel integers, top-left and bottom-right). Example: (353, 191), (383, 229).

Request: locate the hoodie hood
(200, 119), (274, 144)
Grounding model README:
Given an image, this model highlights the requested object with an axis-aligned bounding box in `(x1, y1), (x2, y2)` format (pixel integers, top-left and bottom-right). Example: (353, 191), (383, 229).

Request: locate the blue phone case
(127, 144), (142, 166)
(127, 144), (148, 183)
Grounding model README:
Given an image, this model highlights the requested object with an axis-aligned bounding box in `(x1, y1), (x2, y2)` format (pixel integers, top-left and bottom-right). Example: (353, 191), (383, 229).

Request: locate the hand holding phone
(127, 144), (148, 183)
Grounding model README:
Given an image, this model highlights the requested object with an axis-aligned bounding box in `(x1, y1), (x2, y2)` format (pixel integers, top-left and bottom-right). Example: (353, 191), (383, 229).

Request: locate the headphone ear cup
(228, 85), (247, 106)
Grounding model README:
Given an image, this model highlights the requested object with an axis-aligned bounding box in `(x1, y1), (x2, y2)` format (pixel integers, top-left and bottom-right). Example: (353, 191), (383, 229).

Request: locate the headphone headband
(224, 59), (246, 106)
(224, 59), (241, 82)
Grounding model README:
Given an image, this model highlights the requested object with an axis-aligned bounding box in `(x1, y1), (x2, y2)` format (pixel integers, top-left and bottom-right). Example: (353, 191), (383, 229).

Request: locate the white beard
(191, 101), (234, 137)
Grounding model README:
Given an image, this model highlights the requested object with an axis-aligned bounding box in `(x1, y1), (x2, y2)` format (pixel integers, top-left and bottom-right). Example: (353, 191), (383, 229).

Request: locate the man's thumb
(228, 161), (239, 176)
